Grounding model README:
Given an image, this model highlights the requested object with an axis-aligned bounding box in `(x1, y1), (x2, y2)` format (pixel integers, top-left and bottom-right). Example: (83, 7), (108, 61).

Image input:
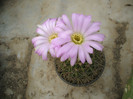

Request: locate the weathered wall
(0, 0), (133, 99)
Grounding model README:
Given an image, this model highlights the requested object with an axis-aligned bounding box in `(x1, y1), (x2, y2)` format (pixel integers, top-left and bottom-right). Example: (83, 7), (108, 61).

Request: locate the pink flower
(52, 14), (105, 66)
(32, 18), (60, 60)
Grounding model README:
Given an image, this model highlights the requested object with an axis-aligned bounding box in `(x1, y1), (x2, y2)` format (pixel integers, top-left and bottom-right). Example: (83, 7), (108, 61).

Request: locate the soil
(55, 49), (105, 86)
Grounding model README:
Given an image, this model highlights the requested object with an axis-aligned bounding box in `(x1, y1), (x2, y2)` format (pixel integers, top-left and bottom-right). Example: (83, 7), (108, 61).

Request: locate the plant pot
(55, 50), (105, 87)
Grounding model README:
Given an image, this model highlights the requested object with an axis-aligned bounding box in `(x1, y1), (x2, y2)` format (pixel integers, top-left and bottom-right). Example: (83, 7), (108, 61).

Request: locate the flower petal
(55, 46), (60, 52)
(35, 46), (44, 56)
(51, 37), (71, 47)
(45, 19), (53, 34)
(81, 15), (91, 34)
(32, 36), (46, 44)
(85, 22), (101, 36)
(54, 46), (61, 57)
(33, 39), (48, 47)
(51, 18), (57, 32)
(86, 41), (104, 51)
(60, 53), (69, 62)
(70, 55), (77, 66)
(42, 47), (49, 60)
(35, 44), (49, 56)
(49, 46), (56, 57)
(56, 42), (74, 57)
(36, 28), (48, 37)
(62, 14), (72, 29)
(55, 27), (64, 33)
(85, 34), (105, 41)
(78, 46), (85, 63)
(49, 19), (55, 33)
(69, 45), (78, 58)
(72, 13), (78, 32)
(84, 51), (92, 64)
(58, 30), (73, 38)
(77, 15), (84, 32)
(83, 43), (93, 53)
(41, 22), (50, 34)
(56, 18), (68, 30)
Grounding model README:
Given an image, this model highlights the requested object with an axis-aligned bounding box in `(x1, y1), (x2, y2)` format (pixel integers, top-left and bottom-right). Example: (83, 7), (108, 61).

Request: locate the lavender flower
(32, 18), (60, 60)
(52, 14), (105, 66)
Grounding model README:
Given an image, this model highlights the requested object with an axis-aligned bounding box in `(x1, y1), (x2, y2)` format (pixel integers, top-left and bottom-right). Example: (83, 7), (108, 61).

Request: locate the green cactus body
(122, 69), (133, 99)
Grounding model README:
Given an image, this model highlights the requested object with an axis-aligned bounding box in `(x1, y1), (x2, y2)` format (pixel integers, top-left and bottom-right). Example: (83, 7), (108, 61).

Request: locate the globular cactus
(122, 69), (133, 99)
(55, 50), (105, 86)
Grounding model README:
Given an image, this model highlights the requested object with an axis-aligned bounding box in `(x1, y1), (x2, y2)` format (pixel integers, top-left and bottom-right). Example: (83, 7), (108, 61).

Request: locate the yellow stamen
(49, 33), (58, 42)
(71, 33), (84, 44)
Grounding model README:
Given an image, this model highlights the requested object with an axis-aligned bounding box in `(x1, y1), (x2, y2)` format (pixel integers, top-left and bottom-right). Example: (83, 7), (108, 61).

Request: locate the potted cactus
(32, 13), (105, 86)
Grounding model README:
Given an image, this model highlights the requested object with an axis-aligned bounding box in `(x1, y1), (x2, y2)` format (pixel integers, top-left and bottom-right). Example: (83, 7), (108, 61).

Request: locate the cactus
(55, 49), (105, 86)
(122, 69), (133, 99)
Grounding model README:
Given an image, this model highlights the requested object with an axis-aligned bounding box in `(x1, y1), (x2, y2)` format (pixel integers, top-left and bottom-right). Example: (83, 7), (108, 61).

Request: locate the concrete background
(0, 0), (133, 99)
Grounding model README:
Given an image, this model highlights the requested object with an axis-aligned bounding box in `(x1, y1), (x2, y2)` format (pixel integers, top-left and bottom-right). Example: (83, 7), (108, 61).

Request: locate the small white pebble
(125, 88), (127, 93)
(5, 88), (14, 95)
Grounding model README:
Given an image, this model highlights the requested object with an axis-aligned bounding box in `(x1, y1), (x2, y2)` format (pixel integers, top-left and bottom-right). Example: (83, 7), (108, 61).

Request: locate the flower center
(71, 33), (84, 44)
(49, 33), (58, 42)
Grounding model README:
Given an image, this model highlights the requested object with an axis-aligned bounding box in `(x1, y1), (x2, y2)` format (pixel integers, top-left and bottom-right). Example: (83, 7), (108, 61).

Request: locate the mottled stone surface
(0, 0), (133, 99)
